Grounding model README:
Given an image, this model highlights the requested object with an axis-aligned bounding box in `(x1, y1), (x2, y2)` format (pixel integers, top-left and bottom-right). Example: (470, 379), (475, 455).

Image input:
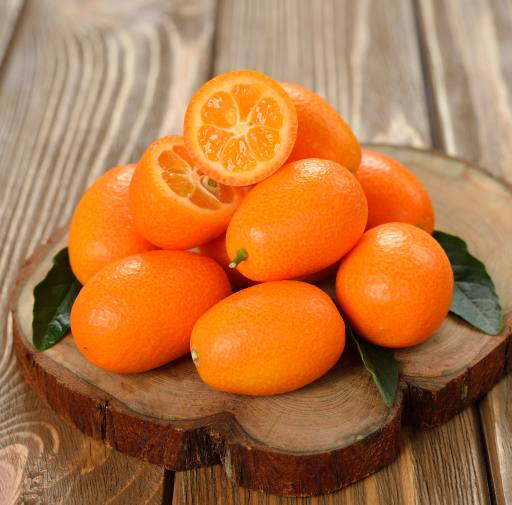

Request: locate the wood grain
(417, 1), (512, 503)
(480, 383), (512, 505)
(173, 410), (490, 505)
(0, 0), (24, 67)
(0, 399), (165, 505)
(173, 0), (494, 502)
(0, 0), (215, 502)
(214, 0), (430, 147)
(417, 0), (512, 182)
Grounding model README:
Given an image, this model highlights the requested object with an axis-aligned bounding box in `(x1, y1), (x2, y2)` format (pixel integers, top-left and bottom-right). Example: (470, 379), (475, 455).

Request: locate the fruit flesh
(129, 135), (245, 250)
(198, 86), (283, 171)
(184, 71), (298, 186)
(158, 144), (235, 210)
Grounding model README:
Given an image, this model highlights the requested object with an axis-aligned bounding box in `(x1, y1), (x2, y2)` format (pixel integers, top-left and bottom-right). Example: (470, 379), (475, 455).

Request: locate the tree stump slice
(10, 146), (512, 497)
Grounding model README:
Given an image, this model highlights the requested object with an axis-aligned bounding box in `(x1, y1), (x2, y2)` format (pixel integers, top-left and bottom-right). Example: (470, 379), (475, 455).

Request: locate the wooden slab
(10, 146), (512, 496)
(174, 411), (491, 505)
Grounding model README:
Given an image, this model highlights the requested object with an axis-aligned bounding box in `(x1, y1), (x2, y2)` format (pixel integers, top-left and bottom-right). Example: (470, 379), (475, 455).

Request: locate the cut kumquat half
(183, 70), (298, 186)
(129, 135), (246, 250)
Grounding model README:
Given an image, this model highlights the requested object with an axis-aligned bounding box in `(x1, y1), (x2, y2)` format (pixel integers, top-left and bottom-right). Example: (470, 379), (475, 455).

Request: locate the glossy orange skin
(357, 149), (435, 233)
(68, 165), (155, 285)
(226, 158), (368, 281)
(336, 223), (454, 348)
(71, 250), (231, 373)
(129, 135), (246, 250)
(191, 281), (345, 395)
(198, 233), (256, 288)
(280, 82), (361, 172)
(199, 233), (337, 287)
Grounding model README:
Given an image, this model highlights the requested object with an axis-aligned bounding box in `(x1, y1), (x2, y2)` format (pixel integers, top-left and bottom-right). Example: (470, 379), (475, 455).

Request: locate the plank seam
(162, 469), (175, 505)
(101, 399), (110, 441)
(477, 400), (498, 505)
(411, 0), (445, 150)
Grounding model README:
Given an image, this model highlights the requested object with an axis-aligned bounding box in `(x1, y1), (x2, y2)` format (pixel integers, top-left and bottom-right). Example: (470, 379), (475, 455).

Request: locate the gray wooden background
(1, 0), (511, 503)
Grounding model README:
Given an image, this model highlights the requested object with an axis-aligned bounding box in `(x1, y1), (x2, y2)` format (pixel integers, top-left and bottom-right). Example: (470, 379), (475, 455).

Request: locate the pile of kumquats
(64, 70), (455, 397)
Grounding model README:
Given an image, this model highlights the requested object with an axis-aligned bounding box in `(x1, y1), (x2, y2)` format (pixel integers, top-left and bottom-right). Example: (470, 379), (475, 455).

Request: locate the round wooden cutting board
(10, 146), (512, 497)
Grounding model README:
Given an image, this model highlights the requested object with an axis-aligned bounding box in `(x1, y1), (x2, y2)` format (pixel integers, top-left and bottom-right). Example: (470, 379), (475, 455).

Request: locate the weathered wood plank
(0, 0), (215, 502)
(174, 1), (491, 501)
(214, 0), (430, 147)
(173, 410), (490, 504)
(0, 393), (165, 504)
(417, 1), (512, 503)
(417, 0), (512, 182)
(479, 384), (512, 505)
(0, 0), (24, 67)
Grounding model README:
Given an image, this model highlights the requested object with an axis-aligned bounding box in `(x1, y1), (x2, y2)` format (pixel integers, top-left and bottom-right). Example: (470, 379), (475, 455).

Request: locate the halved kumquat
(184, 70), (298, 186)
(129, 135), (245, 250)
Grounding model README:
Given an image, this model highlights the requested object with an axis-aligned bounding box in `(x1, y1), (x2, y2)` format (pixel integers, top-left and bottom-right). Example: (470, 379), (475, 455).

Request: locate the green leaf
(347, 324), (399, 408)
(433, 231), (503, 335)
(32, 248), (81, 351)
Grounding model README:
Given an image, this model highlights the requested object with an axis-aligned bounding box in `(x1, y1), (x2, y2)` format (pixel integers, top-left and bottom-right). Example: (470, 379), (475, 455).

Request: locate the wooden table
(1, 1), (511, 503)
